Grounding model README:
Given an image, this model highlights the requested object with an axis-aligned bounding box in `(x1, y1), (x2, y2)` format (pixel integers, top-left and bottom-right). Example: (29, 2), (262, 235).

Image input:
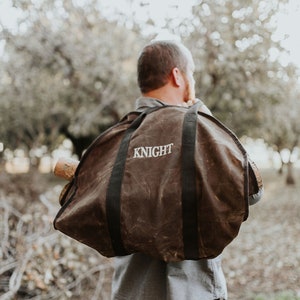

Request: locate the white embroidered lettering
(132, 143), (174, 158)
(146, 147), (152, 157)
(152, 146), (159, 157)
(160, 145), (168, 156)
(133, 148), (141, 158)
(141, 147), (148, 158)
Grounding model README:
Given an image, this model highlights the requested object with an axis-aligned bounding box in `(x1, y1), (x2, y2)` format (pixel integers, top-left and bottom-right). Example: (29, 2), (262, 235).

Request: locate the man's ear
(171, 67), (183, 87)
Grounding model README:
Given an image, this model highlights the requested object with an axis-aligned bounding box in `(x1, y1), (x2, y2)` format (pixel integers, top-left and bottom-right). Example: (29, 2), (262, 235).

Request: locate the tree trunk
(278, 163), (284, 175)
(29, 156), (41, 171)
(286, 162), (295, 185)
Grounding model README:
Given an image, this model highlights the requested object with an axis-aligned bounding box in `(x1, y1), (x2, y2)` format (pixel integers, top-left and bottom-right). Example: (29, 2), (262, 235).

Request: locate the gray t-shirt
(112, 253), (227, 300)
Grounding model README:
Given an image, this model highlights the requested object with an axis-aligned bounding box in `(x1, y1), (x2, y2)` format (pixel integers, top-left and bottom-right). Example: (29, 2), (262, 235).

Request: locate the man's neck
(142, 87), (185, 106)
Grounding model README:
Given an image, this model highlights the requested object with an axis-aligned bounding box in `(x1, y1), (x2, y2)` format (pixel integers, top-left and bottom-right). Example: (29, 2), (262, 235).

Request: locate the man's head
(137, 40), (195, 105)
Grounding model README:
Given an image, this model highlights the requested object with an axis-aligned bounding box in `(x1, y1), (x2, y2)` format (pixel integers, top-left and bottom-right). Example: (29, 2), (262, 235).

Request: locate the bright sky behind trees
(1, 0), (300, 67)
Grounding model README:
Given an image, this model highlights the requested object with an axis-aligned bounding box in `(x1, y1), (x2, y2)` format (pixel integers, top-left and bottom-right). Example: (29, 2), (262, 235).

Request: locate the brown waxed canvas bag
(53, 103), (262, 262)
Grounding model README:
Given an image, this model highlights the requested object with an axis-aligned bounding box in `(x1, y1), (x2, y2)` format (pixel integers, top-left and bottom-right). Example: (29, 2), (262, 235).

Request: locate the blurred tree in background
(261, 68), (300, 183)
(180, 0), (291, 136)
(0, 0), (299, 176)
(0, 0), (143, 160)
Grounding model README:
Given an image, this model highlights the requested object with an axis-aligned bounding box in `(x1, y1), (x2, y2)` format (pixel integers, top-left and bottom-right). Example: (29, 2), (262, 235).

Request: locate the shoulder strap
(181, 102), (201, 259)
(106, 106), (161, 256)
(107, 102), (202, 257)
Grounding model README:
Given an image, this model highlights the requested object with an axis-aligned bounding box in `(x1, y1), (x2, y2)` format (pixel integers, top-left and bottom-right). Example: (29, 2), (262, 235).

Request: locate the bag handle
(106, 102), (201, 257)
(181, 102), (201, 259)
(106, 106), (161, 256)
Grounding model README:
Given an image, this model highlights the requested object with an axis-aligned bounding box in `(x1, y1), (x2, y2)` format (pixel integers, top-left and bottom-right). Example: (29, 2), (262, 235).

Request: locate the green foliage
(180, 0), (292, 136)
(261, 76), (300, 153)
(1, 0), (300, 159)
(0, 0), (143, 155)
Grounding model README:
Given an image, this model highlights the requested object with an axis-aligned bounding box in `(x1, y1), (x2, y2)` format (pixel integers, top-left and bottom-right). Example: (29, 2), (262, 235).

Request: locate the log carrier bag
(54, 102), (262, 262)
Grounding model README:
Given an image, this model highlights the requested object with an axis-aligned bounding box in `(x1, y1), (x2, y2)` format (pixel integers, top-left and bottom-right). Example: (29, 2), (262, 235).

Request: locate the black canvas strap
(106, 106), (160, 256)
(181, 102), (201, 259)
(106, 102), (201, 258)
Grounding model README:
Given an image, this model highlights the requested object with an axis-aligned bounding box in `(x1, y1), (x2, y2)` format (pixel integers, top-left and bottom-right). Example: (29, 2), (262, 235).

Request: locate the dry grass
(0, 172), (113, 299)
(0, 168), (299, 299)
(223, 169), (300, 300)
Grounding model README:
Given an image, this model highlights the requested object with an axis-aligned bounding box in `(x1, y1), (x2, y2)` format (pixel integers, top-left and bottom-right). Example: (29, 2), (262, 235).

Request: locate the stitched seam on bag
(197, 112), (250, 222)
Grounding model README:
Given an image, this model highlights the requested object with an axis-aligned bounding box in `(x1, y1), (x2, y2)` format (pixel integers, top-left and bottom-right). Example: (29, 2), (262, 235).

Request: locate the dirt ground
(222, 169), (300, 300)
(0, 168), (299, 299)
